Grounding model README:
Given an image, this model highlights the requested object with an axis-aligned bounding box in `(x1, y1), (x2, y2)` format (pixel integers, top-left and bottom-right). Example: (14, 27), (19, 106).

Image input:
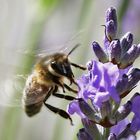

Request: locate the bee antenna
(67, 44), (80, 56)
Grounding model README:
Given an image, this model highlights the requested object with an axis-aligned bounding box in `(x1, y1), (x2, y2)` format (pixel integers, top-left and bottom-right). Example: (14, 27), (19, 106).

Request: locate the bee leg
(63, 83), (78, 93)
(52, 79), (65, 93)
(44, 103), (73, 125)
(44, 87), (54, 101)
(53, 93), (76, 101)
(69, 78), (79, 87)
(70, 62), (86, 70)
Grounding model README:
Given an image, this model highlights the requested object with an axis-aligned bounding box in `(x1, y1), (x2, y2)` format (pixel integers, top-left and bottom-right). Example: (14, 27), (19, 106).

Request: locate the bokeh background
(0, 0), (140, 140)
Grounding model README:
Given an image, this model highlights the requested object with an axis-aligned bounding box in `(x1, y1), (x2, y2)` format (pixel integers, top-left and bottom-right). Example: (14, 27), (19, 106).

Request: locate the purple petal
(108, 86), (120, 103)
(93, 91), (110, 108)
(90, 61), (103, 89)
(67, 100), (86, 118)
(103, 62), (119, 86)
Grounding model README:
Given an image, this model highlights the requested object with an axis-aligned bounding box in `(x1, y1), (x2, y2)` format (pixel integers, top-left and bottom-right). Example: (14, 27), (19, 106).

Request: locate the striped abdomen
(22, 74), (51, 117)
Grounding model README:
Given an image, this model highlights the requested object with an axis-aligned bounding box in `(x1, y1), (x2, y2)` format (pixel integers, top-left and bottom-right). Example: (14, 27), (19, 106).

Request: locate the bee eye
(51, 61), (65, 74)
(51, 61), (56, 65)
(51, 61), (57, 69)
(51, 61), (73, 78)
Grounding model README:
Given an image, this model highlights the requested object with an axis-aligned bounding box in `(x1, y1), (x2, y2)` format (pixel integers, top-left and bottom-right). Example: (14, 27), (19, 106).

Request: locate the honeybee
(22, 45), (86, 124)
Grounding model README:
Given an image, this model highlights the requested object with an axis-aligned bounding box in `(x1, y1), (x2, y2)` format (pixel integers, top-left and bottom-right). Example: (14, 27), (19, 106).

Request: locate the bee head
(50, 53), (74, 79)
(50, 45), (80, 79)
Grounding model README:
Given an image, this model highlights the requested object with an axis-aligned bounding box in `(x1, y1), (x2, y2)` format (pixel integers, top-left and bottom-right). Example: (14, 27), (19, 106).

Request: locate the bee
(22, 45), (86, 124)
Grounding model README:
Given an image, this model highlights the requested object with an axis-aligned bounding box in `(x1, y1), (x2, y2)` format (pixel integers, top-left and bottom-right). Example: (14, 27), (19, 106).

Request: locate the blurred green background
(0, 0), (140, 140)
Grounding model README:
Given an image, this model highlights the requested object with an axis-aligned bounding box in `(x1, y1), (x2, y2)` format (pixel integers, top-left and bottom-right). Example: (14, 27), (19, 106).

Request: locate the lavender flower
(95, 7), (140, 69)
(67, 7), (140, 140)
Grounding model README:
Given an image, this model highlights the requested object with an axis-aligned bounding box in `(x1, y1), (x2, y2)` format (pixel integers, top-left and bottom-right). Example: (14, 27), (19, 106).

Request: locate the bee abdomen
(25, 102), (43, 117)
(22, 74), (51, 117)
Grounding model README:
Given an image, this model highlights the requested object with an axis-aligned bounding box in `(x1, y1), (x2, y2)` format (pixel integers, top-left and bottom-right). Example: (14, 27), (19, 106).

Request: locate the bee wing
(59, 30), (84, 54)
(0, 75), (26, 107)
(1, 30), (84, 69)
(33, 30), (85, 58)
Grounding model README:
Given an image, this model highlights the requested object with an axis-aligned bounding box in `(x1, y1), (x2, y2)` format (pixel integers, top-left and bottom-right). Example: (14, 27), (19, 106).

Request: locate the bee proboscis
(22, 45), (86, 124)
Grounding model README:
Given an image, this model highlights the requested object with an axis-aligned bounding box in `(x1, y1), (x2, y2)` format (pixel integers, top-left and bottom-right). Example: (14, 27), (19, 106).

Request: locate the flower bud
(130, 115), (140, 134)
(106, 20), (117, 40)
(114, 101), (132, 122)
(127, 68), (140, 91)
(120, 44), (138, 68)
(135, 43), (140, 58)
(130, 93), (140, 119)
(105, 7), (117, 41)
(109, 40), (121, 63)
(78, 98), (101, 123)
(120, 32), (133, 55)
(92, 41), (108, 63)
(77, 128), (92, 140)
(116, 69), (140, 98)
(117, 124), (136, 139)
(82, 118), (100, 139)
(106, 7), (117, 30)
(100, 101), (111, 119)
(116, 74), (128, 96)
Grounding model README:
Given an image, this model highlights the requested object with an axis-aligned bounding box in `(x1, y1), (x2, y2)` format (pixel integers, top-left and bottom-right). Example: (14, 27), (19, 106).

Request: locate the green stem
(103, 128), (110, 140)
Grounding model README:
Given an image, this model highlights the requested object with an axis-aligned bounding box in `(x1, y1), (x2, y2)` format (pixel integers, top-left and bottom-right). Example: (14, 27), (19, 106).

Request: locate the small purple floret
(68, 61), (122, 117)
